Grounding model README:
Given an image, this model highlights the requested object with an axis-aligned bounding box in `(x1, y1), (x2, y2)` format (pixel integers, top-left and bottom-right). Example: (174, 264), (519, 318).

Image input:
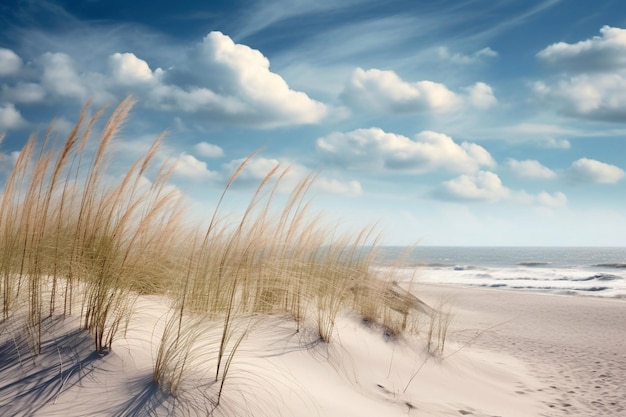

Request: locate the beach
(1, 282), (623, 416)
(413, 284), (626, 416)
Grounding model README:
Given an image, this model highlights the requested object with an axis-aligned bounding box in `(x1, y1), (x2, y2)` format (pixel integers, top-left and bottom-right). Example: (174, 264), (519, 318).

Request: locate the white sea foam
(372, 247), (626, 298)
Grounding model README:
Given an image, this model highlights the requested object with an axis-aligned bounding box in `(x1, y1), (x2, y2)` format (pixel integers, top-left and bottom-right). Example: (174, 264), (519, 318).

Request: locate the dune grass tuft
(0, 98), (440, 411)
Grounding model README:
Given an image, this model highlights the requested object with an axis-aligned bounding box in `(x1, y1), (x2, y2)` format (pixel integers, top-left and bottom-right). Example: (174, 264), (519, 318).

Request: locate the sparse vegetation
(0, 98), (451, 413)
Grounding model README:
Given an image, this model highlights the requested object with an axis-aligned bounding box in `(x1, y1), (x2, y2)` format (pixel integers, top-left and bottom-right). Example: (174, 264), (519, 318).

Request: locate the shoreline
(410, 283), (626, 416)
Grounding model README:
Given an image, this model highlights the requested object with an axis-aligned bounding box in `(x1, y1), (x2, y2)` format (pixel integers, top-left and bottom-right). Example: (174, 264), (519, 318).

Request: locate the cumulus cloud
(533, 74), (626, 122)
(0, 48), (22, 76)
(0, 103), (26, 130)
(0, 32), (327, 128)
(154, 31), (328, 127)
(341, 68), (496, 113)
(315, 178), (362, 197)
(432, 171), (567, 207)
(316, 128), (495, 174)
(2, 82), (46, 103)
(41, 52), (88, 100)
(507, 159), (557, 180)
(534, 191), (568, 207)
(463, 82), (498, 109)
(537, 26), (626, 73)
(438, 46), (498, 65)
(542, 137), (571, 149)
(567, 158), (625, 184)
(224, 157), (285, 184)
(514, 190), (568, 207)
(40, 52), (113, 103)
(173, 153), (220, 182)
(109, 52), (162, 85)
(434, 171), (510, 202)
(341, 68), (460, 113)
(193, 142), (224, 158)
(534, 26), (626, 122)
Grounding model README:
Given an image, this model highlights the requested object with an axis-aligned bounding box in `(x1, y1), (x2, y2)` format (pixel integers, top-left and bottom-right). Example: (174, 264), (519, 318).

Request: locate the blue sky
(2, 0), (626, 246)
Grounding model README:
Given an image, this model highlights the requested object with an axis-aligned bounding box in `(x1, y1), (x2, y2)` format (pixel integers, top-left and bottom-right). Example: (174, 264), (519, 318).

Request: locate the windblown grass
(0, 98), (442, 413)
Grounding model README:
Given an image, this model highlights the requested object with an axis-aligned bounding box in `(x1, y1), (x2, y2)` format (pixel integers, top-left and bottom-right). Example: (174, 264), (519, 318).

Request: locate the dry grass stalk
(1, 98), (436, 409)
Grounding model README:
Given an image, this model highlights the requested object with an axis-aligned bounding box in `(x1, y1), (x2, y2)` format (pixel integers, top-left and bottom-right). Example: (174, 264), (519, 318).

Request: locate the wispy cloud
(232, 0), (374, 40)
(438, 46), (497, 65)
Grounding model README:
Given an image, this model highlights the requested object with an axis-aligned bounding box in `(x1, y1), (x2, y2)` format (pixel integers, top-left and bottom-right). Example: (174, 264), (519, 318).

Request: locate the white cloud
(506, 123), (572, 149)
(50, 117), (79, 137)
(316, 128), (495, 174)
(567, 158), (625, 184)
(40, 52), (113, 103)
(41, 52), (88, 100)
(463, 82), (498, 109)
(438, 46), (498, 65)
(109, 52), (161, 85)
(541, 137), (571, 149)
(193, 142), (224, 158)
(0, 48), (22, 76)
(507, 159), (557, 180)
(224, 156), (361, 196)
(1, 82), (46, 103)
(173, 153), (220, 182)
(436, 171), (510, 202)
(225, 157), (284, 183)
(533, 74), (626, 122)
(515, 190), (568, 207)
(537, 26), (626, 73)
(535, 191), (568, 207)
(0, 150), (20, 174)
(0, 32), (326, 129)
(341, 68), (461, 113)
(534, 26), (626, 122)
(0, 103), (26, 130)
(155, 31), (328, 127)
(341, 68), (496, 113)
(315, 178), (363, 197)
(233, 0), (366, 40)
(433, 171), (567, 207)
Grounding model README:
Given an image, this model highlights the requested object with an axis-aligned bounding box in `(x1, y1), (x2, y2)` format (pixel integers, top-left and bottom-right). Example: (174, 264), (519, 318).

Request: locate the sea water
(372, 247), (626, 299)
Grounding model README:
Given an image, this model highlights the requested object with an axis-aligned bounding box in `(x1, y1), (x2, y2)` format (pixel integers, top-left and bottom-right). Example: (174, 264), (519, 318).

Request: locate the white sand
(413, 284), (626, 416)
(1, 286), (624, 416)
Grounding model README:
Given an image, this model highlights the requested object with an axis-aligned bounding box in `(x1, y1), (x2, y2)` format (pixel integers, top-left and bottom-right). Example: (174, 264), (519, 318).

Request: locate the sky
(1, 0), (626, 246)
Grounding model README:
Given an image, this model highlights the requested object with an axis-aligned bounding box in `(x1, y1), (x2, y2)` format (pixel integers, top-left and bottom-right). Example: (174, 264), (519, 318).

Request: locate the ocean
(373, 246), (626, 299)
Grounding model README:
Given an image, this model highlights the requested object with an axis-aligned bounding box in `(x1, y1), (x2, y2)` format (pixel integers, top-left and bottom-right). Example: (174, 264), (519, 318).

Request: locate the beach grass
(0, 98), (446, 411)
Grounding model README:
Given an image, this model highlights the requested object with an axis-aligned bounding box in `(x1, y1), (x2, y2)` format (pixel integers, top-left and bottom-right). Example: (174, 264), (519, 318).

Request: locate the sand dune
(3, 284), (623, 416)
